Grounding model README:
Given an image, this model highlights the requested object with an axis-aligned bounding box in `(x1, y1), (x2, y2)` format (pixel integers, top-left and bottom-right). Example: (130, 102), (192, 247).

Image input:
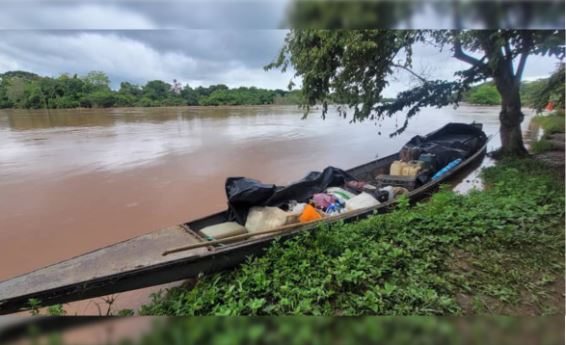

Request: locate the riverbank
(530, 111), (565, 172)
(138, 157), (564, 316)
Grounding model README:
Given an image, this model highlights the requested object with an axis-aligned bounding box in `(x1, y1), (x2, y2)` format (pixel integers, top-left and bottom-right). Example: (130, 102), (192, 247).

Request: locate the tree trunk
(498, 91), (528, 156)
(494, 77), (529, 157)
(473, 31), (529, 157)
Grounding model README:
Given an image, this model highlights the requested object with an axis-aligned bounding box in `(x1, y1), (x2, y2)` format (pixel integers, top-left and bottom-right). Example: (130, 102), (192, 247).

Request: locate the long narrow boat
(0, 124), (489, 314)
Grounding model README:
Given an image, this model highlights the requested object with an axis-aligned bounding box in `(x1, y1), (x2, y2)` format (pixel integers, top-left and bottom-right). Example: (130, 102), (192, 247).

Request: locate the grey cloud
(0, 1), (289, 29)
(1, 0), (562, 30)
(119, 30), (287, 68)
(0, 30), (294, 89)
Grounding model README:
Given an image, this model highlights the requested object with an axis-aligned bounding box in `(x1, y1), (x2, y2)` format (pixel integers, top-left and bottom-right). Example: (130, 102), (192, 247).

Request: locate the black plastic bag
(401, 123), (487, 169)
(225, 166), (356, 224)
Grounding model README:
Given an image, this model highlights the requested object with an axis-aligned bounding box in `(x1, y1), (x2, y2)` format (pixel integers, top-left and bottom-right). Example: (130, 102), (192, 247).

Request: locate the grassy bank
(531, 111), (565, 154)
(139, 158), (564, 316)
(533, 110), (565, 135)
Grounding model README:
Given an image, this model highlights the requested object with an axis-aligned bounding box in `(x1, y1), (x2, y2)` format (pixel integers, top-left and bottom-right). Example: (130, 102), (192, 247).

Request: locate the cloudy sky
(0, 1), (562, 96)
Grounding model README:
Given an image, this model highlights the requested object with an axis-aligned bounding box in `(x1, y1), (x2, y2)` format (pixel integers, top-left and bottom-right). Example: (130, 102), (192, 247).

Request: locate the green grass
(139, 158), (564, 316)
(533, 111), (565, 135)
(531, 139), (556, 154)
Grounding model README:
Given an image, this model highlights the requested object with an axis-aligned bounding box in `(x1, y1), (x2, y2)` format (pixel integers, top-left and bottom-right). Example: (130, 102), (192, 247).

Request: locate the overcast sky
(0, 1), (562, 97)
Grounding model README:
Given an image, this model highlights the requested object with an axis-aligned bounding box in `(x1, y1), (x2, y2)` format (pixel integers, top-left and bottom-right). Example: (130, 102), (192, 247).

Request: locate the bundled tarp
(401, 123), (487, 170)
(226, 166), (356, 224)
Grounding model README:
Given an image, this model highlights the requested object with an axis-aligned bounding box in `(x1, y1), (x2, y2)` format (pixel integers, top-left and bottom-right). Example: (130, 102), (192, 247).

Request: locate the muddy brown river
(0, 104), (531, 314)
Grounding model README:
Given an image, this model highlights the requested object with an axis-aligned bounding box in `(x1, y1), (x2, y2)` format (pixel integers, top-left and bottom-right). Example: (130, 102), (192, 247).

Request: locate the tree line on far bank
(0, 70), (304, 109)
(1, 68), (562, 112)
(462, 65), (564, 111)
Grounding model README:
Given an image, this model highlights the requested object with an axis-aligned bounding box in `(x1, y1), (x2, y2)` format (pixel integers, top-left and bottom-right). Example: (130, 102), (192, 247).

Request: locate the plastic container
(245, 207), (298, 233)
(390, 160), (423, 176)
(200, 222), (248, 240)
(402, 161), (424, 176)
(418, 153), (435, 170)
(345, 192), (380, 211)
(390, 160), (404, 175)
(431, 158), (462, 181)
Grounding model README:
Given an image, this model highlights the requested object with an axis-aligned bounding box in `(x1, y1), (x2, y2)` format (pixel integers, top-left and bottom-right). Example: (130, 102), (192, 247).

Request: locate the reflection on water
(0, 104), (534, 314)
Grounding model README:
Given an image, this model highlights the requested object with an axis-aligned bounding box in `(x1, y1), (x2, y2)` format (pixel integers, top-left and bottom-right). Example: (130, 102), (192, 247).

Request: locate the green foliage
(28, 298), (41, 316)
(124, 317), (561, 345)
(463, 72), (564, 111)
(18, 317), (566, 345)
(530, 139), (555, 154)
(533, 112), (565, 135)
(269, 30), (563, 123)
(520, 79), (548, 109)
(0, 70), (304, 109)
(140, 158), (564, 316)
(26, 299), (66, 316)
(47, 304), (66, 316)
(266, 30), (420, 122)
(532, 63), (565, 112)
(82, 71), (111, 92)
(269, 29), (564, 152)
(464, 83), (501, 105)
(199, 87), (276, 106)
(86, 90), (118, 108)
(117, 308), (135, 316)
(143, 80), (172, 101)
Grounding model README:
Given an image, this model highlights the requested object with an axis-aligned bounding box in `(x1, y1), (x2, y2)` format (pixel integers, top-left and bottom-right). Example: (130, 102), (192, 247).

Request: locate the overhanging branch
(391, 63), (428, 83)
(452, 31), (488, 69)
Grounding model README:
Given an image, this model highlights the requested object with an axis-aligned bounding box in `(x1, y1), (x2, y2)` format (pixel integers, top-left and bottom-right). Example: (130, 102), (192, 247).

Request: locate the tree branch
(503, 40), (513, 62)
(452, 31), (487, 68)
(514, 32), (534, 84)
(391, 63), (428, 83)
(514, 52), (529, 84)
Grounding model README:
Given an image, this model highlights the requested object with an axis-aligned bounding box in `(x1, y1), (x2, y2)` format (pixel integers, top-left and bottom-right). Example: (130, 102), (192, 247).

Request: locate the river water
(0, 104), (531, 314)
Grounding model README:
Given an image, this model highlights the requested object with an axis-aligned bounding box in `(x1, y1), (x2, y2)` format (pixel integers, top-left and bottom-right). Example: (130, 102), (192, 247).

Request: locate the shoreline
(0, 103), (508, 114)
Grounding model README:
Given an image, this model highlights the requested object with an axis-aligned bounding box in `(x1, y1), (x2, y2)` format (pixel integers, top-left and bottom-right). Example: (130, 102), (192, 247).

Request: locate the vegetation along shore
(0, 68), (559, 110)
(0, 71), (304, 109)
(136, 156), (565, 316)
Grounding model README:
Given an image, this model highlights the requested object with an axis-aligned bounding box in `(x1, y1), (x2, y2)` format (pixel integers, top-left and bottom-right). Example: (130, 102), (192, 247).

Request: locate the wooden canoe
(0, 131), (490, 315)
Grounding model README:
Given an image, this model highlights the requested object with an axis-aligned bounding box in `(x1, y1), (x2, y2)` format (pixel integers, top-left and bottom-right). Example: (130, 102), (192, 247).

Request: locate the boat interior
(183, 152), (399, 245)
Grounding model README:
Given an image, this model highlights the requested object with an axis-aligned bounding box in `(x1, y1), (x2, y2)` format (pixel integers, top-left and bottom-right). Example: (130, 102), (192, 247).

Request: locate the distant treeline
(462, 81), (544, 107)
(2, 69), (561, 111)
(463, 64), (565, 111)
(0, 71), (304, 109)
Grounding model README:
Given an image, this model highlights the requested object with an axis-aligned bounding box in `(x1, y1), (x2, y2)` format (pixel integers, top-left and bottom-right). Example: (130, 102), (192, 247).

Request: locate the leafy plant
(47, 304), (66, 316)
(117, 308), (135, 316)
(28, 298), (41, 316)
